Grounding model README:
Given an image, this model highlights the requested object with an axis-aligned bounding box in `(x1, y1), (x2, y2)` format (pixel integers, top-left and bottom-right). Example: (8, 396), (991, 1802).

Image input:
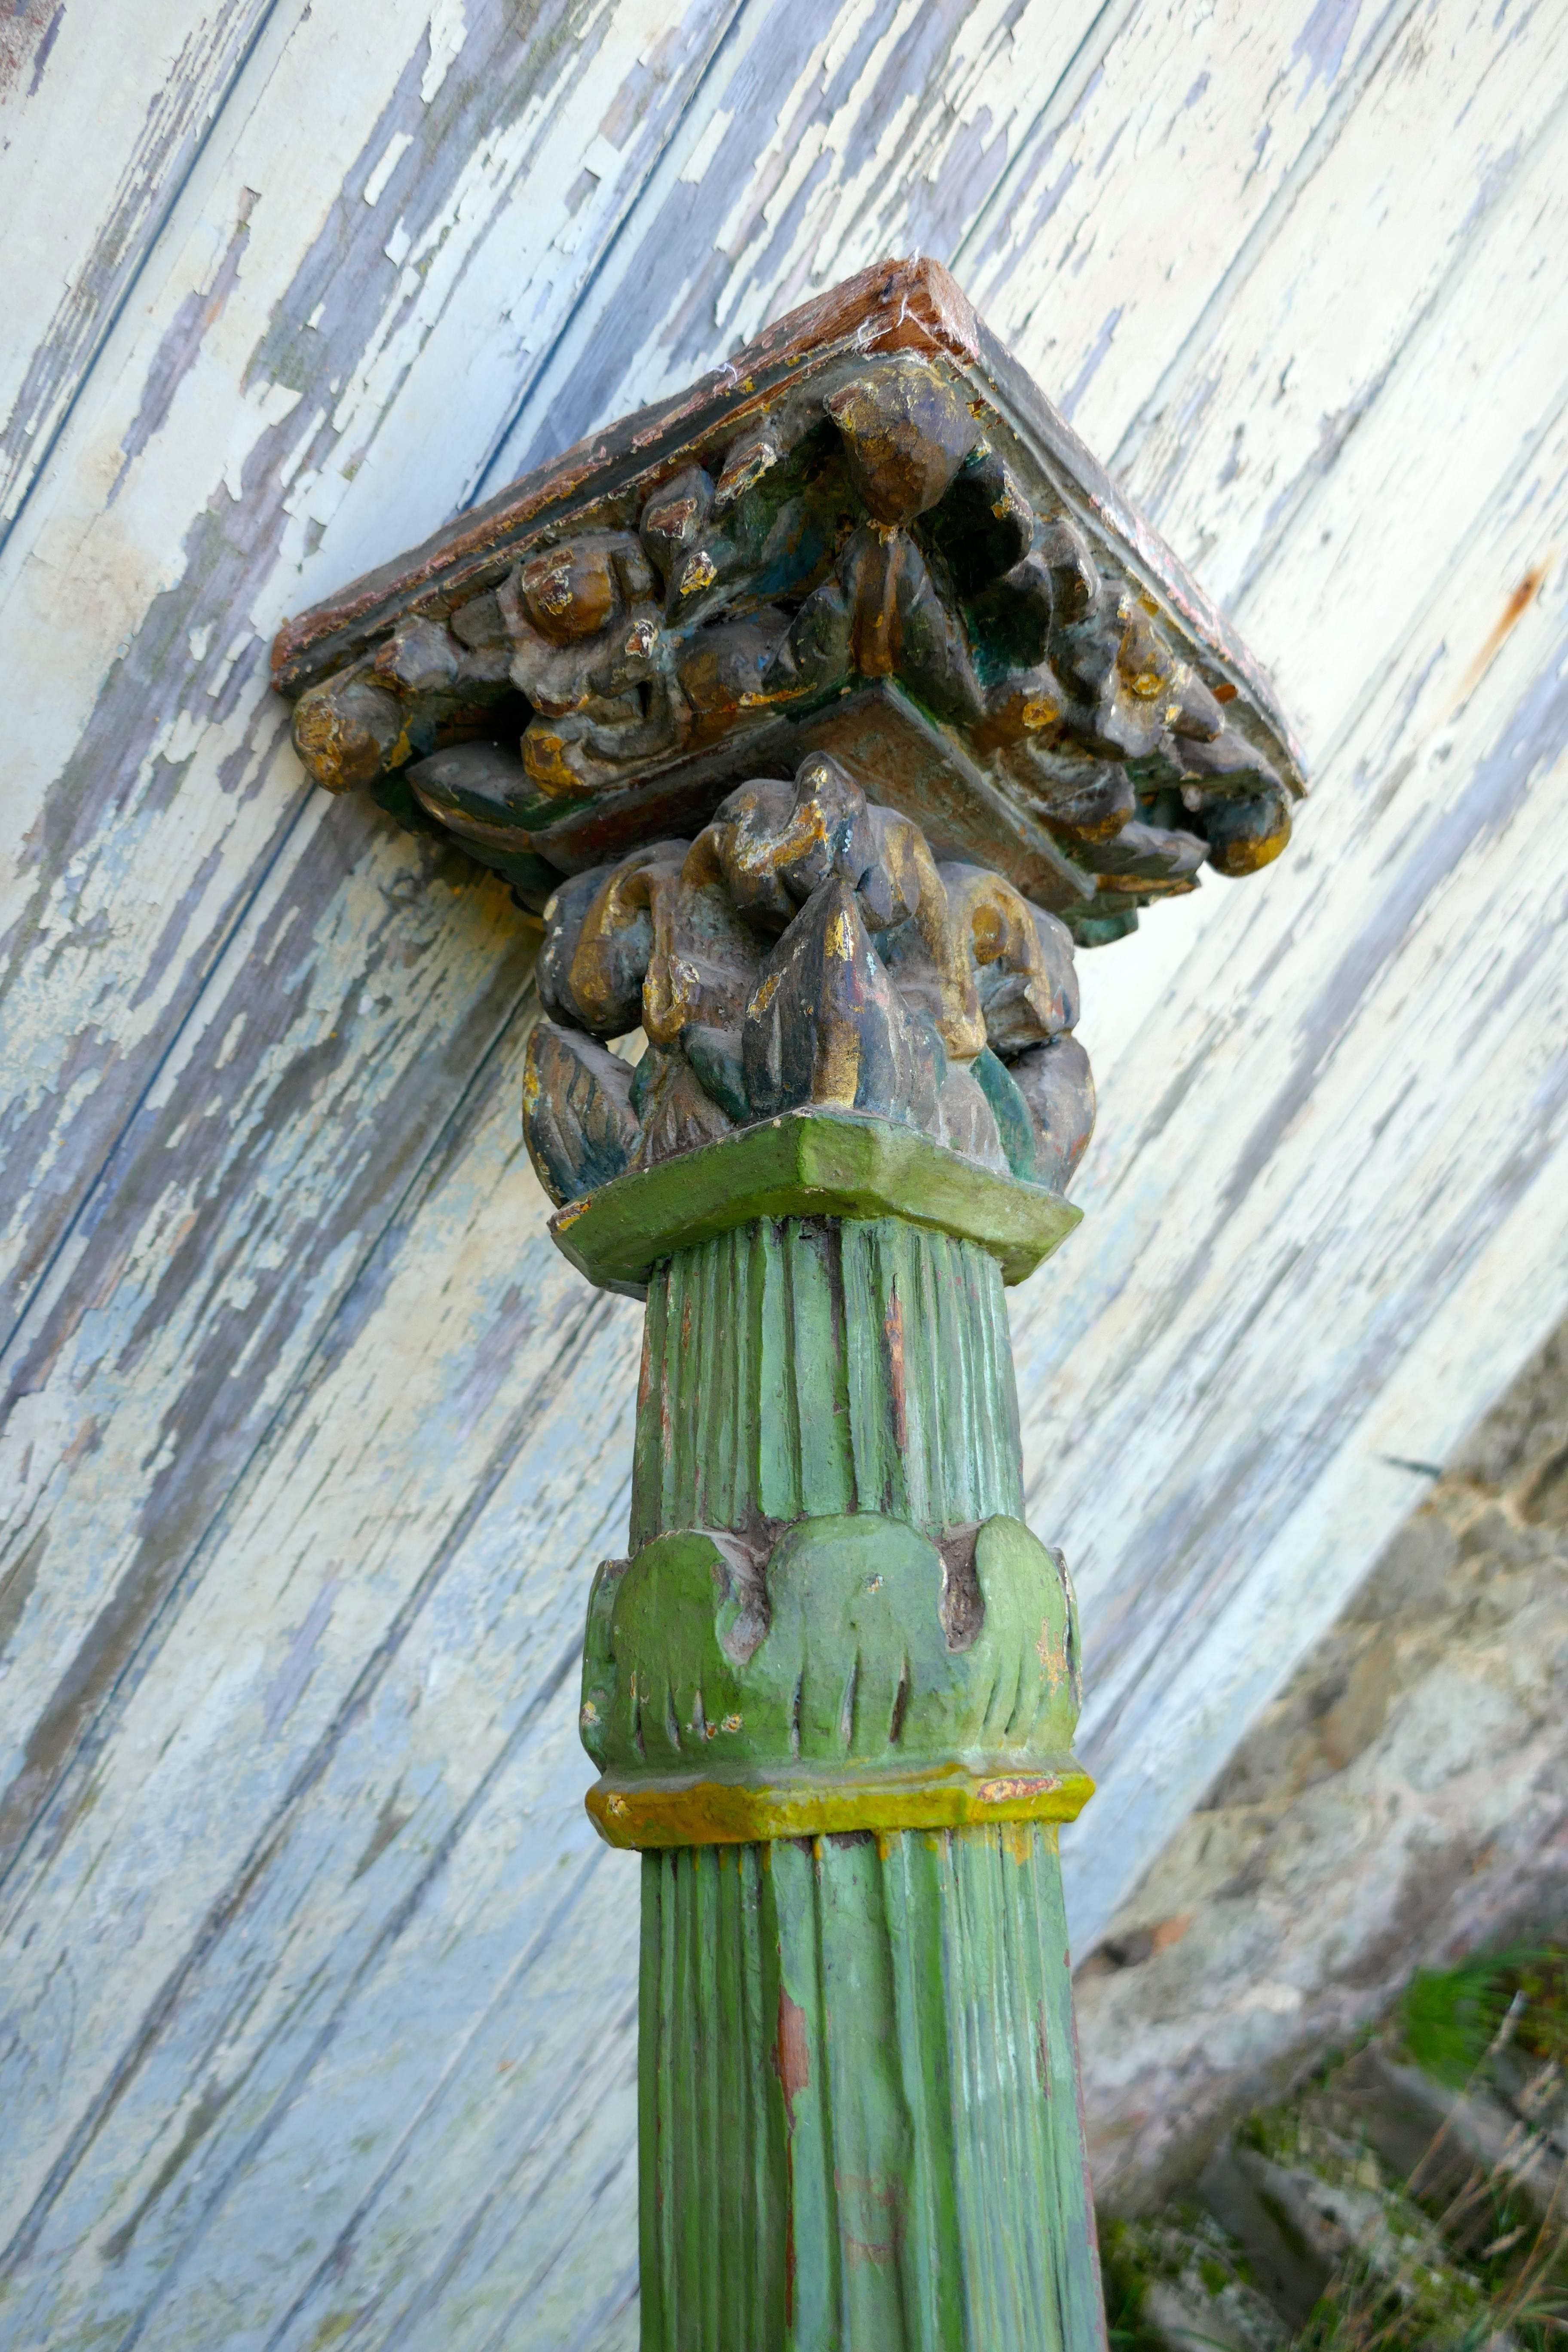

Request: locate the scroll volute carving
(538, 844), (686, 1037)
(941, 865), (1078, 1054)
(283, 349), (1298, 954)
(289, 612), (506, 793)
(521, 751), (1094, 1214)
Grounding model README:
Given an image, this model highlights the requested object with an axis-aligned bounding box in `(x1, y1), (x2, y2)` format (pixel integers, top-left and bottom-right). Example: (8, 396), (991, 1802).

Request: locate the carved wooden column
(273, 256), (1302, 2351)
(545, 777), (1102, 2343)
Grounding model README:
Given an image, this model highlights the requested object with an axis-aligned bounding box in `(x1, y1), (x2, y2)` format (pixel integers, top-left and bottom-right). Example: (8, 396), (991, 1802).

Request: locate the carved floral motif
(522, 751), (1094, 1207)
(287, 354), (1294, 950)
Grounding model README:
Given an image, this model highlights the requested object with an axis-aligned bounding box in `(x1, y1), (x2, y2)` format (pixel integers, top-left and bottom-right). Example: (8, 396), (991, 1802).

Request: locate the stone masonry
(1076, 1316), (1568, 2214)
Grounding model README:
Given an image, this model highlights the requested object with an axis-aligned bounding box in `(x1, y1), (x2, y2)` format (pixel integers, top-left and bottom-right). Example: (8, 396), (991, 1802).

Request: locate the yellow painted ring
(585, 1759), (1095, 1850)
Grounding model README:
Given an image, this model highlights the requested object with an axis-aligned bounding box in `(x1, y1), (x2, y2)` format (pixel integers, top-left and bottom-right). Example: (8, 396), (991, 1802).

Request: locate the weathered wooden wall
(3, 2), (1566, 2343)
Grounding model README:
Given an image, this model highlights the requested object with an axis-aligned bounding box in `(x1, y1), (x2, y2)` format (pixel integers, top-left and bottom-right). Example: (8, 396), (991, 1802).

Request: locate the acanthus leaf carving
(521, 752), (1091, 1209)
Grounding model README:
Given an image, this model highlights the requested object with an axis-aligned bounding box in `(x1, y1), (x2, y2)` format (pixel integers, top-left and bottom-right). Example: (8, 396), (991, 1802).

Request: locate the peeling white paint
(421, 0), (468, 104)
(678, 106), (732, 182)
(364, 131), (416, 208)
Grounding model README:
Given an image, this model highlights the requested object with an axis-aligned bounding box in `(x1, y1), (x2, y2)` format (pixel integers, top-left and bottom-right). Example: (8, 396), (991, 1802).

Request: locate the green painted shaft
(631, 1213), (1024, 1546)
(640, 1828), (1104, 2352)
(625, 1216), (1106, 2350)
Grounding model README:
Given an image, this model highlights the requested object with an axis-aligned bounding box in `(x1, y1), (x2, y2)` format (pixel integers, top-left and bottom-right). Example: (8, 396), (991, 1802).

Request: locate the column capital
(273, 254), (1302, 958)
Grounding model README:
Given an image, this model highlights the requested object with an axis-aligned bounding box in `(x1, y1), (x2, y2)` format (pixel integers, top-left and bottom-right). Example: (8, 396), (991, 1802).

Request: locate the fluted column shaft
(611, 1215), (1106, 2352)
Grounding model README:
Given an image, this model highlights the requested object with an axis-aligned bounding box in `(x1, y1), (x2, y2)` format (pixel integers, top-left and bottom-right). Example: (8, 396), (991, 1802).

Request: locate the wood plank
(1, 1027), (646, 2336)
(0, 0), (744, 1341)
(0, 0), (278, 536)
(478, 0), (1108, 485)
(1032, 392), (1568, 1932)
(960, 0), (1429, 447)
(1108, 6), (1568, 587)
(0, 824), (543, 1863)
(1231, 89), (1568, 742)
(0, 0), (751, 1865)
